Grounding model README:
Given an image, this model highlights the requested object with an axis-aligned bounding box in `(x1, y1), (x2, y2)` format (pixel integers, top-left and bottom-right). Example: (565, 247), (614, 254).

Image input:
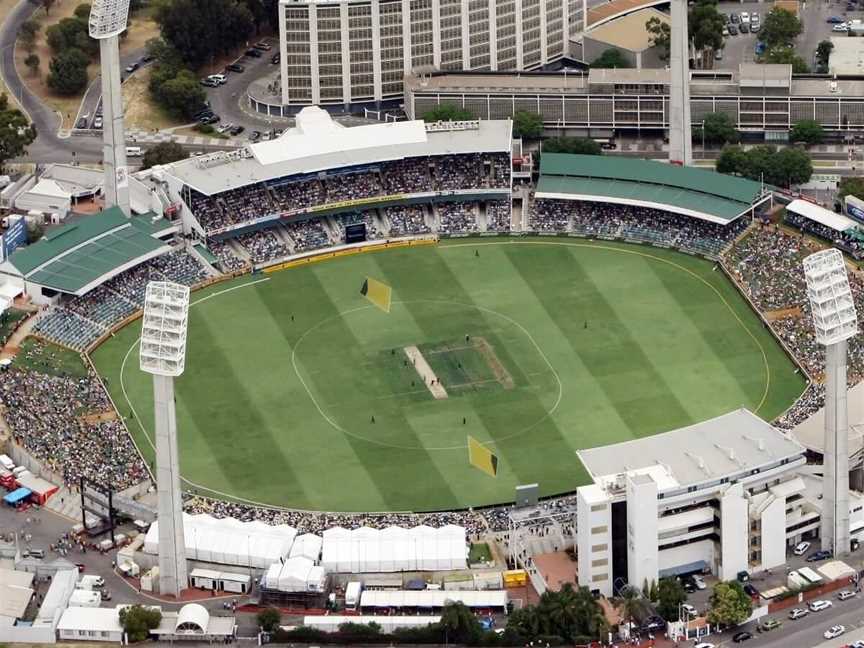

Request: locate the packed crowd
(187, 153), (511, 234)
(530, 199), (748, 256)
(33, 250), (207, 350)
(208, 239), (249, 273)
(785, 211), (864, 259)
(285, 219), (332, 252)
(386, 206), (430, 236)
(486, 200), (511, 232)
(238, 229), (290, 264)
(438, 202), (478, 233)
(335, 213), (383, 241)
(0, 365), (148, 491)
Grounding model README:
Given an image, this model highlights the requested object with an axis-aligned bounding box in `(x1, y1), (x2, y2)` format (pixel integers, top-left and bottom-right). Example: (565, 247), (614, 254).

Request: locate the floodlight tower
(668, 0), (692, 166)
(803, 248), (858, 557)
(89, 0), (131, 216)
(140, 281), (190, 597)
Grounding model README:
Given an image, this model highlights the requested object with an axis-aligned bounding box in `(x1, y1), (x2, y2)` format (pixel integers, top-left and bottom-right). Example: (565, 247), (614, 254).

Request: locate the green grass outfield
(91, 238), (806, 513)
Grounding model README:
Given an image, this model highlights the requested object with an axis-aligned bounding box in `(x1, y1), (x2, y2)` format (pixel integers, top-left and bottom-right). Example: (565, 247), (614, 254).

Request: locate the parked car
(141, 53), (155, 63)
(76, 117), (88, 129)
(124, 62), (139, 73)
(681, 603), (697, 617)
(739, 22), (749, 33)
(759, 618), (781, 632)
(249, 130), (262, 141)
(824, 625), (845, 639)
(692, 574), (706, 590)
(216, 122), (234, 134)
(226, 63), (245, 73)
(199, 114), (220, 125)
(693, 644), (715, 648)
(732, 631), (753, 643)
(722, 25), (729, 35)
(793, 541), (811, 555)
(788, 608), (808, 620)
(75, 563), (85, 572)
(93, 117), (102, 129)
(828, 15), (846, 22)
(736, 570), (750, 583)
(271, 53), (280, 64)
(743, 583), (759, 597)
(833, 24), (850, 31)
(229, 125), (245, 136)
(245, 48), (263, 58)
(807, 549), (832, 562)
(809, 599), (833, 612)
(728, 23), (738, 35)
(101, 589), (112, 601)
(208, 74), (227, 85)
(838, 590), (856, 600)
(24, 548), (45, 559)
(254, 41), (272, 50)
(731, 12), (740, 22)
(714, 49), (723, 60)
(200, 78), (219, 87)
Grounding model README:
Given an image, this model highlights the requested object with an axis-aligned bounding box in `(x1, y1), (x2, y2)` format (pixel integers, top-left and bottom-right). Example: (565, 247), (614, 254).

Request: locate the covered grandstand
(0, 207), (177, 302)
(536, 154), (770, 224)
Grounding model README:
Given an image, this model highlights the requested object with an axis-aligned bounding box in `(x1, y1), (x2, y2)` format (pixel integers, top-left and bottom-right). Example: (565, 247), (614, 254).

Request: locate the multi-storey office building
(275, 0), (580, 108)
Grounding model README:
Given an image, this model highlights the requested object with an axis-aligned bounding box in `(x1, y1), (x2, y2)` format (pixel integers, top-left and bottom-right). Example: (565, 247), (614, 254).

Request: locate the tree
(791, 119), (824, 145)
(656, 578), (687, 621)
(118, 605), (161, 643)
(716, 145), (748, 176)
(839, 176), (864, 201)
(591, 48), (631, 68)
(543, 136), (602, 155)
(646, 16), (670, 61)
(422, 103), (475, 122)
(26, 221), (44, 243)
(142, 142), (188, 169)
(19, 19), (40, 52)
(689, 1), (726, 68)
(152, 69), (206, 119)
(256, 607), (281, 632)
(439, 601), (482, 645)
(759, 8), (802, 48)
(0, 94), (37, 170)
(47, 48), (89, 95)
(699, 112), (738, 145)
(39, 0), (56, 16)
(618, 586), (643, 628)
(764, 46), (809, 73)
(774, 146), (813, 186)
(156, 0), (255, 68)
(24, 54), (40, 77)
(707, 581), (752, 627)
(816, 40), (834, 72)
(513, 110), (544, 139)
(507, 584), (607, 643)
(46, 16), (98, 58)
(73, 3), (91, 19)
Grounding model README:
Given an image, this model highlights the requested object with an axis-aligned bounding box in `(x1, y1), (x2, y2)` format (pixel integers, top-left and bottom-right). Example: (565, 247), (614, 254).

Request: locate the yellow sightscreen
(468, 435), (498, 477)
(360, 277), (392, 313)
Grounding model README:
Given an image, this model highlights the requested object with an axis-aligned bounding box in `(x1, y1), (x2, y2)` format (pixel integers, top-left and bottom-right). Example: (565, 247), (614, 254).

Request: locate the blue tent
(3, 487), (31, 506)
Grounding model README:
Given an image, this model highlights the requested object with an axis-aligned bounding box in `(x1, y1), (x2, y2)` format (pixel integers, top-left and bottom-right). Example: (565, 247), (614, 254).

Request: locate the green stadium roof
(538, 154), (766, 222)
(9, 207), (174, 294)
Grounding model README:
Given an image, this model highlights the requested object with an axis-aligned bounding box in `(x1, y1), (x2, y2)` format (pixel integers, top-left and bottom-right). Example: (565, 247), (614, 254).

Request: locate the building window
(591, 543), (608, 552)
(591, 503), (606, 512)
(592, 558), (609, 567)
(591, 525), (608, 534)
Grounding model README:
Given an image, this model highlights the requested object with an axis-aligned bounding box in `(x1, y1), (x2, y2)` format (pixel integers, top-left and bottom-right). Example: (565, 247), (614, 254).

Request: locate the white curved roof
(175, 604), (209, 633)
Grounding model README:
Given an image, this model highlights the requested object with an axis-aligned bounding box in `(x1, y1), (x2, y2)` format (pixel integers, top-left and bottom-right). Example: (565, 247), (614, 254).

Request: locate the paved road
(73, 46), (150, 131)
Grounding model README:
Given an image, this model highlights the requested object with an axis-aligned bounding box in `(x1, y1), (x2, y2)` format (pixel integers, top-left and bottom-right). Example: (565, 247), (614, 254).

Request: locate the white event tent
(263, 556), (327, 592)
(143, 513), (297, 569)
(321, 525), (467, 573)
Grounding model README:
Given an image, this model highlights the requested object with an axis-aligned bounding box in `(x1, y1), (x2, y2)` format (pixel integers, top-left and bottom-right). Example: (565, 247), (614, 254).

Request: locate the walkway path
(0, 311), (37, 359)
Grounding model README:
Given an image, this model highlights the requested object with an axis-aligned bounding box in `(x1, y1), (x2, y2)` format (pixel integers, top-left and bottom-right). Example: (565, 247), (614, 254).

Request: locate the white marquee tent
(143, 514), (297, 569)
(289, 533), (323, 562)
(263, 556), (327, 592)
(321, 525), (467, 573)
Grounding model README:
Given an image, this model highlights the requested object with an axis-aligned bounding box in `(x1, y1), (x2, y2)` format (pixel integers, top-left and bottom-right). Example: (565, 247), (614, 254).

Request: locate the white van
(78, 575), (105, 590)
(125, 146), (143, 157)
(0, 454), (14, 471)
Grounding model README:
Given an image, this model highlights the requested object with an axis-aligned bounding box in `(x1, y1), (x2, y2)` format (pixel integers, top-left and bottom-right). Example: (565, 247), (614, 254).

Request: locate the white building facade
(575, 410), (813, 596)
(277, 0), (572, 106)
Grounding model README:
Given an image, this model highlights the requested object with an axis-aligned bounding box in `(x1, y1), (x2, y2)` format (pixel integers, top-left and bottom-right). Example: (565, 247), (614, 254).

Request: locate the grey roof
(165, 120), (513, 196)
(577, 409), (806, 490)
(588, 68), (671, 85)
(738, 63), (792, 87)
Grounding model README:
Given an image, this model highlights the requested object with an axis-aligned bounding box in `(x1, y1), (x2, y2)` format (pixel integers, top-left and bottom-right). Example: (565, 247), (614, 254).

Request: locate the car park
(731, 12), (739, 22)
(740, 11), (749, 22)
(728, 23), (738, 35)
(226, 63), (245, 73)
(824, 625), (845, 639)
(838, 590), (856, 600)
(76, 116), (88, 129)
(828, 15), (846, 22)
(788, 608), (808, 620)
(722, 25), (729, 35)
(249, 130), (261, 141)
(93, 117), (103, 129)
(834, 23), (849, 31)
(732, 631), (752, 643)
(229, 125), (245, 136)
(245, 48), (263, 58)
(793, 541), (811, 555)
(739, 22), (749, 33)
(809, 599), (832, 612)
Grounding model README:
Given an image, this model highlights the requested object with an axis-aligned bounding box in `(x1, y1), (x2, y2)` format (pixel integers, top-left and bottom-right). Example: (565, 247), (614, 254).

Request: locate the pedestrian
(370, 415), (375, 423)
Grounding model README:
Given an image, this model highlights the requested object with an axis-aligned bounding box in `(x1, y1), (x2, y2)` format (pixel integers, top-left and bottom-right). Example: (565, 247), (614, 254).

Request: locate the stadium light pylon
(89, 0), (131, 216)
(803, 248), (858, 557)
(140, 281), (190, 597)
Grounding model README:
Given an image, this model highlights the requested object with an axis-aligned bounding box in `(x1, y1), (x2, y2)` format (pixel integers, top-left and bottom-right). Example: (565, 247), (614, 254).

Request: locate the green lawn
(90, 238), (806, 512)
(0, 308), (27, 342)
(15, 338), (89, 378)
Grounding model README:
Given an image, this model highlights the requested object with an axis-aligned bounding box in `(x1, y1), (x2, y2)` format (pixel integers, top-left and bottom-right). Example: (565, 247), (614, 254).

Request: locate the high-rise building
(277, 0), (573, 107)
